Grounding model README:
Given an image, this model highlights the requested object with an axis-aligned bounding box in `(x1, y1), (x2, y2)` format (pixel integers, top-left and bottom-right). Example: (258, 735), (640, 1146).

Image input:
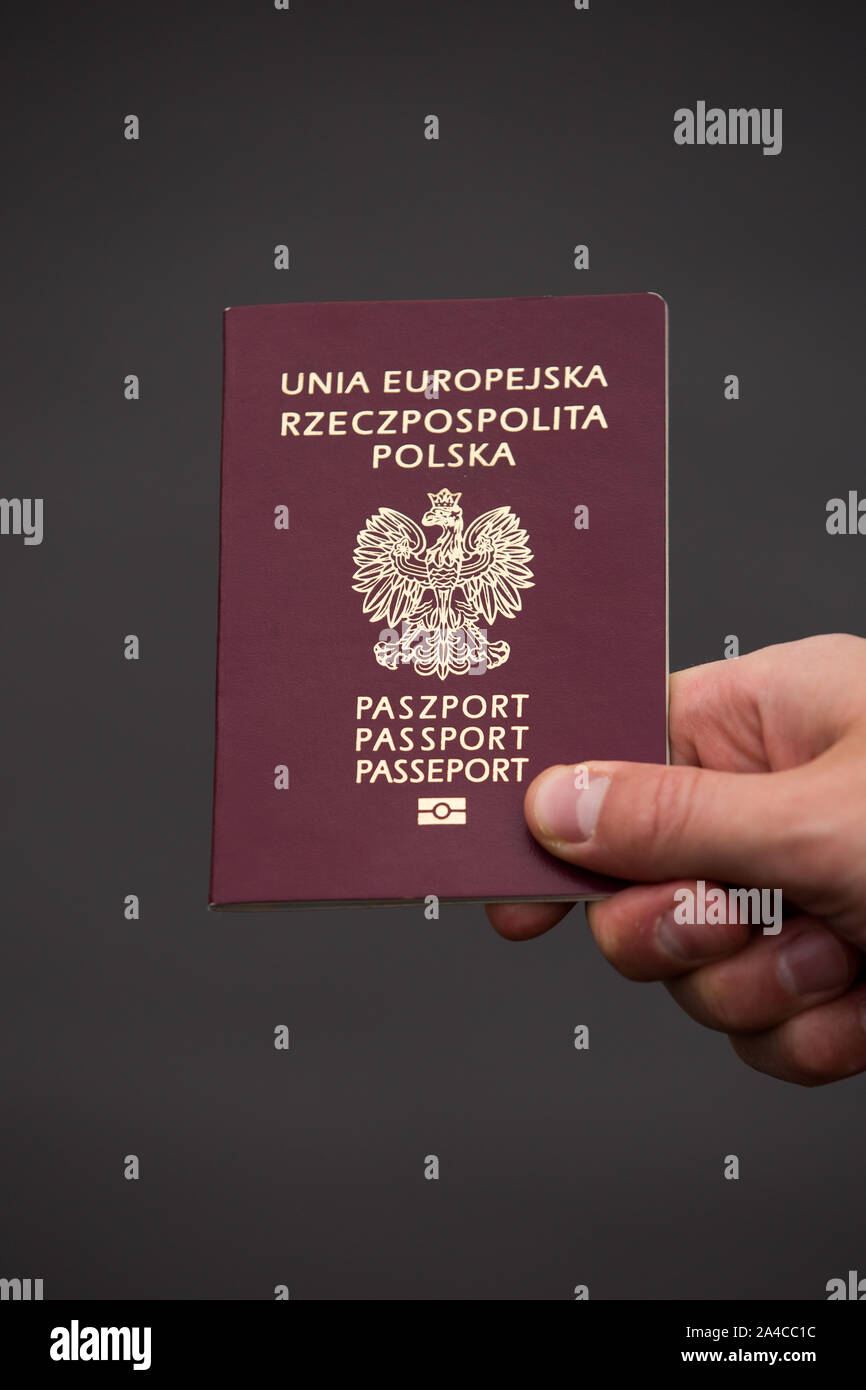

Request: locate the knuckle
(729, 1032), (832, 1087)
(783, 1006), (866, 1089)
(695, 972), (741, 1033)
(589, 912), (641, 980)
(783, 1016), (852, 1086)
(588, 901), (657, 981)
(779, 784), (862, 907)
(667, 972), (739, 1033)
(636, 766), (701, 859)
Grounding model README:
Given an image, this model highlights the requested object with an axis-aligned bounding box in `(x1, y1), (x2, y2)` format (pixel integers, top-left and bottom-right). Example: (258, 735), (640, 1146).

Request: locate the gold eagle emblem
(352, 489), (534, 678)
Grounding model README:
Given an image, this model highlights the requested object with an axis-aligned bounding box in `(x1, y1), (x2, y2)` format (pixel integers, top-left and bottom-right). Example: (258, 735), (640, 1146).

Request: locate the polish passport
(209, 292), (668, 909)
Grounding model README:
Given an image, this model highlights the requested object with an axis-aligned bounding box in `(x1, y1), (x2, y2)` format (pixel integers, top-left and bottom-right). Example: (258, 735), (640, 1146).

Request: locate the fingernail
(655, 909), (731, 962)
(777, 932), (850, 997)
(532, 765), (611, 842)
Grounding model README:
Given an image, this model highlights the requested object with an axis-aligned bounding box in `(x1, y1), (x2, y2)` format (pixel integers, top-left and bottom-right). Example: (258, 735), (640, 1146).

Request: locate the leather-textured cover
(210, 293), (668, 908)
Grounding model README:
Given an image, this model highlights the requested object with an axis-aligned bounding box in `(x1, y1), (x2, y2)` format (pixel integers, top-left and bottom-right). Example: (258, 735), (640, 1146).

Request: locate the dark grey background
(1, 0), (863, 1299)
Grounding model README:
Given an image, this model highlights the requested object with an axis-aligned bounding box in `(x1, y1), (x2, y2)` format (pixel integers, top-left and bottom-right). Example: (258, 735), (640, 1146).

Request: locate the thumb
(525, 759), (832, 901)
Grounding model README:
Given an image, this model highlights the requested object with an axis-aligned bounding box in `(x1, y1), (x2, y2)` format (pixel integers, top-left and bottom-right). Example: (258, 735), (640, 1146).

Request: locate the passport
(209, 292), (668, 909)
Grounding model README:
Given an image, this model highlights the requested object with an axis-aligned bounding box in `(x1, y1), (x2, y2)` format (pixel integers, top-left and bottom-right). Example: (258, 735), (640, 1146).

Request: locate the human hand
(486, 635), (866, 1085)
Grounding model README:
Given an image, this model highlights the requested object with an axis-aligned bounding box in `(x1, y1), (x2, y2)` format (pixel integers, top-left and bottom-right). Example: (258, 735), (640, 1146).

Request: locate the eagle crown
(421, 489), (462, 529)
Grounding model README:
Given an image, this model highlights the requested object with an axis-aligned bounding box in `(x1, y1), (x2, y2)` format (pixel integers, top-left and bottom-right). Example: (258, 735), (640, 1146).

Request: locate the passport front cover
(209, 292), (668, 909)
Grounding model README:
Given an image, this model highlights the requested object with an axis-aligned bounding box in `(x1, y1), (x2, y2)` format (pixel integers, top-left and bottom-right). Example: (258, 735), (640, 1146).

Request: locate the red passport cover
(209, 292), (668, 909)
